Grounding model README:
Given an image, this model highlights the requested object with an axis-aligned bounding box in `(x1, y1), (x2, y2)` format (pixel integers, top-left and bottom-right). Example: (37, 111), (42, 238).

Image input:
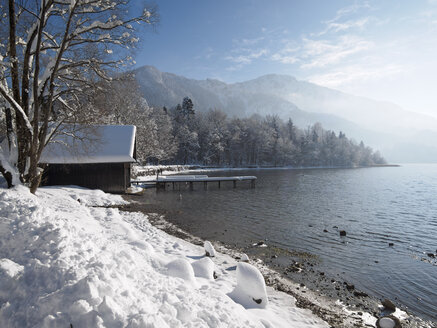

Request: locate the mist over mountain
(133, 66), (437, 163)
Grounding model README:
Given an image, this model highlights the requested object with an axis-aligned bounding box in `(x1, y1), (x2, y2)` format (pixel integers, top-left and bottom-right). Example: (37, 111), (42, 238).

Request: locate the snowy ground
(0, 185), (330, 328)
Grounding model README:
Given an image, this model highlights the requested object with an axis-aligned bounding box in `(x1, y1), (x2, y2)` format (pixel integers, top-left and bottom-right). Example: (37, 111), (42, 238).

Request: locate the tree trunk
(16, 120), (30, 180)
(29, 169), (41, 194)
(5, 107), (13, 149)
(0, 164), (14, 188)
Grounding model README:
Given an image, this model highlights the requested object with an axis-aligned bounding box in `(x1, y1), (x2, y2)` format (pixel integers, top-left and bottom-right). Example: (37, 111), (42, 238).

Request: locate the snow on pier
(132, 175), (257, 190)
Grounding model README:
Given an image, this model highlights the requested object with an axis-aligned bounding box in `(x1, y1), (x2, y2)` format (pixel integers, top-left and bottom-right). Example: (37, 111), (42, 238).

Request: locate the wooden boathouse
(40, 125), (136, 193)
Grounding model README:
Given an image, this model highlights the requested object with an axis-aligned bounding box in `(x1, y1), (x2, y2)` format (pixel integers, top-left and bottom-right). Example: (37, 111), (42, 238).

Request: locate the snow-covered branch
(0, 84), (33, 134)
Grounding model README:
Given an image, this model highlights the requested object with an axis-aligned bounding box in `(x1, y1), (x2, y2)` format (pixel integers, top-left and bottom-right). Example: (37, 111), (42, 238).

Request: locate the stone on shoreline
(345, 282), (355, 291)
(339, 230), (347, 236)
(253, 241), (268, 248)
(381, 298), (396, 312)
(376, 315), (401, 328)
(353, 291), (368, 297)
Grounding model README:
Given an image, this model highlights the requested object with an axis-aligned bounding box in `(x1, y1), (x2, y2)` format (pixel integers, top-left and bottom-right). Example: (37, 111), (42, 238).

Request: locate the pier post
(218, 181), (221, 188)
(204, 181), (208, 190)
(233, 180), (237, 188)
(251, 179), (256, 188)
(172, 182), (175, 190)
(156, 182), (166, 191)
(189, 181), (194, 191)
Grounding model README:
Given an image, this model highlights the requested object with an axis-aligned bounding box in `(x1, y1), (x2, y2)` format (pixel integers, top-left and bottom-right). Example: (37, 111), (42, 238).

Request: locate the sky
(136, 0), (437, 118)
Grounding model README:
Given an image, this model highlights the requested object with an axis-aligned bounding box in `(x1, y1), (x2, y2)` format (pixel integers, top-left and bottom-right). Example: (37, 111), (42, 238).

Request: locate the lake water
(142, 164), (437, 321)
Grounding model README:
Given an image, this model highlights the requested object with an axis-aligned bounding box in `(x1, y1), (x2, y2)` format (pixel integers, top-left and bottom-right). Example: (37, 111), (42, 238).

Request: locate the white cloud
(329, 2), (372, 23)
(307, 63), (404, 89)
(225, 49), (269, 64)
(239, 37), (265, 46)
(271, 53), (298, 64)
(271, 41), (300, 64)
(322, 17), (371, 34)
(300, 35), (374, 69)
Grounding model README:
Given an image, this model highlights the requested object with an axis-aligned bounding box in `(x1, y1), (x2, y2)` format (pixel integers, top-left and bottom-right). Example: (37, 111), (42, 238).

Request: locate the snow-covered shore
(0, 185), (330, 327)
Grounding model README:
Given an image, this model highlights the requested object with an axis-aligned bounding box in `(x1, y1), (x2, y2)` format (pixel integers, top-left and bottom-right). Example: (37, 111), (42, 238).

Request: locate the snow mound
(229, 262), (268, 309)
(240, 253), (249, 262)
(191, 257), (215, 280)
(204, 241), (216, 257)
(166, 259), (196, 283)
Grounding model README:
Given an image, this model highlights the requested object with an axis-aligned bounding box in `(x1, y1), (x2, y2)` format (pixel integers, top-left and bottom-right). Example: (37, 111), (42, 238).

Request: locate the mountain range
(132, 65), (437, 163)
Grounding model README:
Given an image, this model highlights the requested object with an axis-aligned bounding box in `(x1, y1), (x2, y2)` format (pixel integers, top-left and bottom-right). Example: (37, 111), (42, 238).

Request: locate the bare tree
(0, 0), (158, 192)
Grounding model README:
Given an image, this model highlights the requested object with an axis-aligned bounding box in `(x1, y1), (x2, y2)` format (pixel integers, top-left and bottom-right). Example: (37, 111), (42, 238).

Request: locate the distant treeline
(161, 98), (385, 167)
(90, 78), (385, 167)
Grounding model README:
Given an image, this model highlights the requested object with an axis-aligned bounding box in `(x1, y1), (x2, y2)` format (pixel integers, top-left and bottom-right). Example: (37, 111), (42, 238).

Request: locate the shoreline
(120, 196), (435, 328)
(132, 164), (401, 184)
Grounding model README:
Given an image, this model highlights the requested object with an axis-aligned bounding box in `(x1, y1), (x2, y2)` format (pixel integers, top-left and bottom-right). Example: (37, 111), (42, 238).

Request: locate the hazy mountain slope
(236, 74), (437, 135)
(133, 66), (368, 136)
(132, 66), (437, 162)
(134, 66), (224, 110)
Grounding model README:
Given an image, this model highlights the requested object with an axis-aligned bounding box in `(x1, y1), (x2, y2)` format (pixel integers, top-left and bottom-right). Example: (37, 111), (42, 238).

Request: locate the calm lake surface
(142, 164), (437, 321)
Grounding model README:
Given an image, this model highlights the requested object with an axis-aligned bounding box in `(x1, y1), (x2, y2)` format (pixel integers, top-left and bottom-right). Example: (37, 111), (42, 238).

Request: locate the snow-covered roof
(40, 125), (136, 164)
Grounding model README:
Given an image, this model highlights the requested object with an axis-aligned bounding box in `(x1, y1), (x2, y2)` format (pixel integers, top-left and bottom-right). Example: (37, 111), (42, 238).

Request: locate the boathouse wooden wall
(41, 162), (131, 193)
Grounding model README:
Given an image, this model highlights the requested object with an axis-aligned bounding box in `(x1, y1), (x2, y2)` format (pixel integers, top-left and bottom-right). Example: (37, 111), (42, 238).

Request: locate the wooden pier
(132, 175), (257, 190)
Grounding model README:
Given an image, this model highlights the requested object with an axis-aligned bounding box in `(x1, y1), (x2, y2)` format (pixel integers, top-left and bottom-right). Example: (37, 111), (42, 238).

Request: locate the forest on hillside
(87, 76), (385, 167)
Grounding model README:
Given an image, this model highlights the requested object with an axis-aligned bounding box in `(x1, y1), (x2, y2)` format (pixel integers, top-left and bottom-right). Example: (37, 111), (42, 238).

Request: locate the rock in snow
(0, 185), (330, 328)
(228, 262), (268, 309)
(204, 241), (216, 257)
